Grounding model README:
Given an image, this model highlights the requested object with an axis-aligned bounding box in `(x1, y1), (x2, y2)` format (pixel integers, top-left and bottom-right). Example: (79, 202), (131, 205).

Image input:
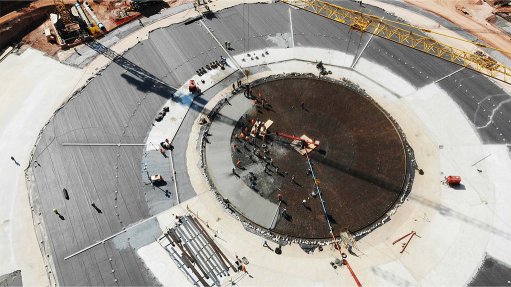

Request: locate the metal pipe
(400, 231), (416, 254)
(82, 1), (105, 30)
(74, 2), (92, 27)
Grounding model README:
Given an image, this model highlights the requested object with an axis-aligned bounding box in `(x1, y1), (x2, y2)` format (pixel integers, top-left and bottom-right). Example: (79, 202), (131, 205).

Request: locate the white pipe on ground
(82, 1), (105, 30)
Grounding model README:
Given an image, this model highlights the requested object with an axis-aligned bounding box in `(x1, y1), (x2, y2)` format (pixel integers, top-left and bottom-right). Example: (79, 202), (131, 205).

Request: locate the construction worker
(159, 148), (167, 157)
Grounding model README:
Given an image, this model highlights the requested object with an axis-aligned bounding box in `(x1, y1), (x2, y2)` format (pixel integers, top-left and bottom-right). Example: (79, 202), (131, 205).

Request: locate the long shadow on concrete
(410, 194), (511, 240)
(87, 40), (177, 94)
(87, 40), (242, 126)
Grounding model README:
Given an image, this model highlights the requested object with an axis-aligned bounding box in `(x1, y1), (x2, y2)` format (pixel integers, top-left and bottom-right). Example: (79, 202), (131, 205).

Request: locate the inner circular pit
(204, 75), (413, 239)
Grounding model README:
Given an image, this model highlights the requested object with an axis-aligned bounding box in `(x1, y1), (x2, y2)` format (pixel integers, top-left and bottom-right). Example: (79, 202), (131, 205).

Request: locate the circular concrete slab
(209, 76), (413, 239)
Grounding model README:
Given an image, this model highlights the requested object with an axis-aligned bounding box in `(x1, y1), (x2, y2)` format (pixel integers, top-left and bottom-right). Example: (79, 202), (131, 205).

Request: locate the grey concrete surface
(202, 3), (292, 52)
(28, 17), (230, 286)
(171, 70), (245, 203)
(468, 254), (511, 287)
(205, 92), (278, 228)
(27, 1), (511, 285)
(141, 150), (177, 215)
(437, 69), (511, 144)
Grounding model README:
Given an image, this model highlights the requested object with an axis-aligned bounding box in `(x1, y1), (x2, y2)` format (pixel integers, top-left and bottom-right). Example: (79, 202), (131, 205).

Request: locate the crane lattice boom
(283, 0), (511, 85)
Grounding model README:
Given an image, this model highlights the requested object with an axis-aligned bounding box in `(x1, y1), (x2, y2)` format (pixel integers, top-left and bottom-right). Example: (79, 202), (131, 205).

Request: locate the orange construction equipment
(275, 131), (316, 145)
(446, 175), (462, 186)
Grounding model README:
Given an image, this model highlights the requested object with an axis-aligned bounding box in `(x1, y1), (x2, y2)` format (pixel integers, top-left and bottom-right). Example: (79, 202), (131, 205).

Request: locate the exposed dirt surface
(230, 78), (409, 239)
(0, 0), (192, 55)
(405, 0), (511, 56)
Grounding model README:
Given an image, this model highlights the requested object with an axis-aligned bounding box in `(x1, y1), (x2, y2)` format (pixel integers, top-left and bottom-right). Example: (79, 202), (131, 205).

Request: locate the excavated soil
(230, 77), (410, 239)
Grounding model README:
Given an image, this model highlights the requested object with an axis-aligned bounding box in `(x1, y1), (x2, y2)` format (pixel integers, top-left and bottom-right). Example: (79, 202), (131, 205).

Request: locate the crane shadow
(86, 39), (240, 127)
(409, 194), (511, 241)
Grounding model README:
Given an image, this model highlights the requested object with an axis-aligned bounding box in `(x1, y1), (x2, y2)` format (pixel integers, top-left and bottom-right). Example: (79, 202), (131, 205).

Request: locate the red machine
(189, 79), (197, 92)
(275, 132), (317, 146)
(446, 176), (461, 186)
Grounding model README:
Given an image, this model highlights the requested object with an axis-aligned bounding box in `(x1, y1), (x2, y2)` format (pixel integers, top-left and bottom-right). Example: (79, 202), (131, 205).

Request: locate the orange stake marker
(392, 231), (417, 254)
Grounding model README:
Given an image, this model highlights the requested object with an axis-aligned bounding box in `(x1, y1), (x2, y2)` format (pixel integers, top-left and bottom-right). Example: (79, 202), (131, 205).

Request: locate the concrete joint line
(169, 150), (180, 204)
(351, 17), (384, 68)
(434, 67), (465, 83)
(289, 8), (294, 48)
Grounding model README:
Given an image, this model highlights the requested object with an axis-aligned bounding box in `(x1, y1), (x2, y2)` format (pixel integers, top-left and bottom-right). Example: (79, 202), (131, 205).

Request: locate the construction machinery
(282, 0), (511, 85)
(108, 0), (140, 27)
(52, 0), (82, 45)
(274, 131), (319, 155)
(195, 0), (213, 16)
(445, 175), (462, 186)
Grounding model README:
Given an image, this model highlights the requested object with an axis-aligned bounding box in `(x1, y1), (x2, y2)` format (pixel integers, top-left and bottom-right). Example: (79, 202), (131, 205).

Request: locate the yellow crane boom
(282, 0), (511, 85)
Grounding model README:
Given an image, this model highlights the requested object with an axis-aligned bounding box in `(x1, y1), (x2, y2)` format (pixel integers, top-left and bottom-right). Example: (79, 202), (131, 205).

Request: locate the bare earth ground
(405, 0), (511, 55)
(1, 0), (193, 57)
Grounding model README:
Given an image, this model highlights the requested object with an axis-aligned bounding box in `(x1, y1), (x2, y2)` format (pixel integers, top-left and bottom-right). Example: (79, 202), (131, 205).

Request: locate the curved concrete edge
(0, 4), (247, 285)
(201, 73), (417, 238)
